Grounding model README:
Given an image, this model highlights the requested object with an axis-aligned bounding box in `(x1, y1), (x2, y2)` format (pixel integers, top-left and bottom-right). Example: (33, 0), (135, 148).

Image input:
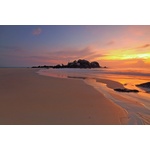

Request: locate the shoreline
(0, 68), (128, 125)
(38, 68), (150, 124)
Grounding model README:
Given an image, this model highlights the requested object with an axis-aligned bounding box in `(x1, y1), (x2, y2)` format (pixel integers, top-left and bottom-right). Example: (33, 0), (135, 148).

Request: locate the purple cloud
(106, 40), (115, 45)
(32, 27), (42, 35)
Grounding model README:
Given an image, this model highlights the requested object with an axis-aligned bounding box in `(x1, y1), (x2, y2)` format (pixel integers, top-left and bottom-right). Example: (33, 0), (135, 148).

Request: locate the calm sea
(38, 67), (150, 85)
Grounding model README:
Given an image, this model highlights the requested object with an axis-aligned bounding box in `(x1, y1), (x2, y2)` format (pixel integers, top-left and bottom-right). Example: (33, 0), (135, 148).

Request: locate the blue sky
(0, 25), (150, 67)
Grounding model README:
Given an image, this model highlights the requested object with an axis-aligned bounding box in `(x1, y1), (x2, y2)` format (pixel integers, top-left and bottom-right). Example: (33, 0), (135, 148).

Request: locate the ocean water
(38, 67), (150, 84)
(38, 67), (150, 124)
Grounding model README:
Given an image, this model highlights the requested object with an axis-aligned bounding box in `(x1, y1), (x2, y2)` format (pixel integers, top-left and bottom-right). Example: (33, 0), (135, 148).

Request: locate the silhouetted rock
(114, 88), (139, 93)
(61, 59), (101, 68)
(31, 65), (53, 69)
(90, 61), (100, 68)
(77, 59), (91, 68)
(53, 64), (62, 68)
(136, 82), (150, 89)
(68, 76), (87, 79)
(32, 59), (104, 69)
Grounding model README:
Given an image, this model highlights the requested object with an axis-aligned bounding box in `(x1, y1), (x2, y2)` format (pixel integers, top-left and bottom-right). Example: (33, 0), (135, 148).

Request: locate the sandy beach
(0, 68), (128, 125)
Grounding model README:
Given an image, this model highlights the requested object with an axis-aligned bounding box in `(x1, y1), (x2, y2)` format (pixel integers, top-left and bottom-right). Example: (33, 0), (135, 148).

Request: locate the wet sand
(96, 78), (124, 89)
(84, 78), (150, 125)
(0, 68), (128, 125)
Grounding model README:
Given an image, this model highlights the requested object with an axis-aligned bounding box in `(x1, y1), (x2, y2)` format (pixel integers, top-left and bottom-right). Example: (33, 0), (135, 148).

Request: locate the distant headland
(32, 59), (107, 69)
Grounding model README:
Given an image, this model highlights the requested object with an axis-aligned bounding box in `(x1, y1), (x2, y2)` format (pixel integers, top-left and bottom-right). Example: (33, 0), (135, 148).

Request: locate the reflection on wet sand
(84, 78), (150, 125)
(38, 68), (150, 125)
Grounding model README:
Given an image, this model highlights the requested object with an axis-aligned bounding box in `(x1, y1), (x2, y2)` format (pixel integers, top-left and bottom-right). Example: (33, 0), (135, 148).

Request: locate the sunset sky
(0, 25), (150, 68)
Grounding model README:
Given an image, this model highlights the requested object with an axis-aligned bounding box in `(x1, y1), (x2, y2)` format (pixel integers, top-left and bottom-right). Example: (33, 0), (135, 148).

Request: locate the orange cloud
(27, 47), (98, 65)
(92, 44), (150, 68)
(136, 44), (150, 49)
(99, 59), (150, 68)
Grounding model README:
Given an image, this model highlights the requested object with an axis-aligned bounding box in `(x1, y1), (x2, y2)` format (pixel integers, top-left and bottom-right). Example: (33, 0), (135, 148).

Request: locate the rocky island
(32, 59), (104, 69)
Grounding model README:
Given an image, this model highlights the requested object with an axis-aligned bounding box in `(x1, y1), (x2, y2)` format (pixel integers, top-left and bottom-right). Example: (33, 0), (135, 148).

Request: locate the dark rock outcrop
(66, 59), (100, 68)
(32, 65), (53, 69)
(114, 88), (139, 93)
(90, 61), (100, 68)
(136, 82), (150, 89)
(54, 59), (101, 68)
(32, 59), (104, 69)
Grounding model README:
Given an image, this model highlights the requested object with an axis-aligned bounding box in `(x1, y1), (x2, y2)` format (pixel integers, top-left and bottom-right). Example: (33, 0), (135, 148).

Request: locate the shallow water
(84, 79), (150, 125)
(38, 68), (150, 125)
